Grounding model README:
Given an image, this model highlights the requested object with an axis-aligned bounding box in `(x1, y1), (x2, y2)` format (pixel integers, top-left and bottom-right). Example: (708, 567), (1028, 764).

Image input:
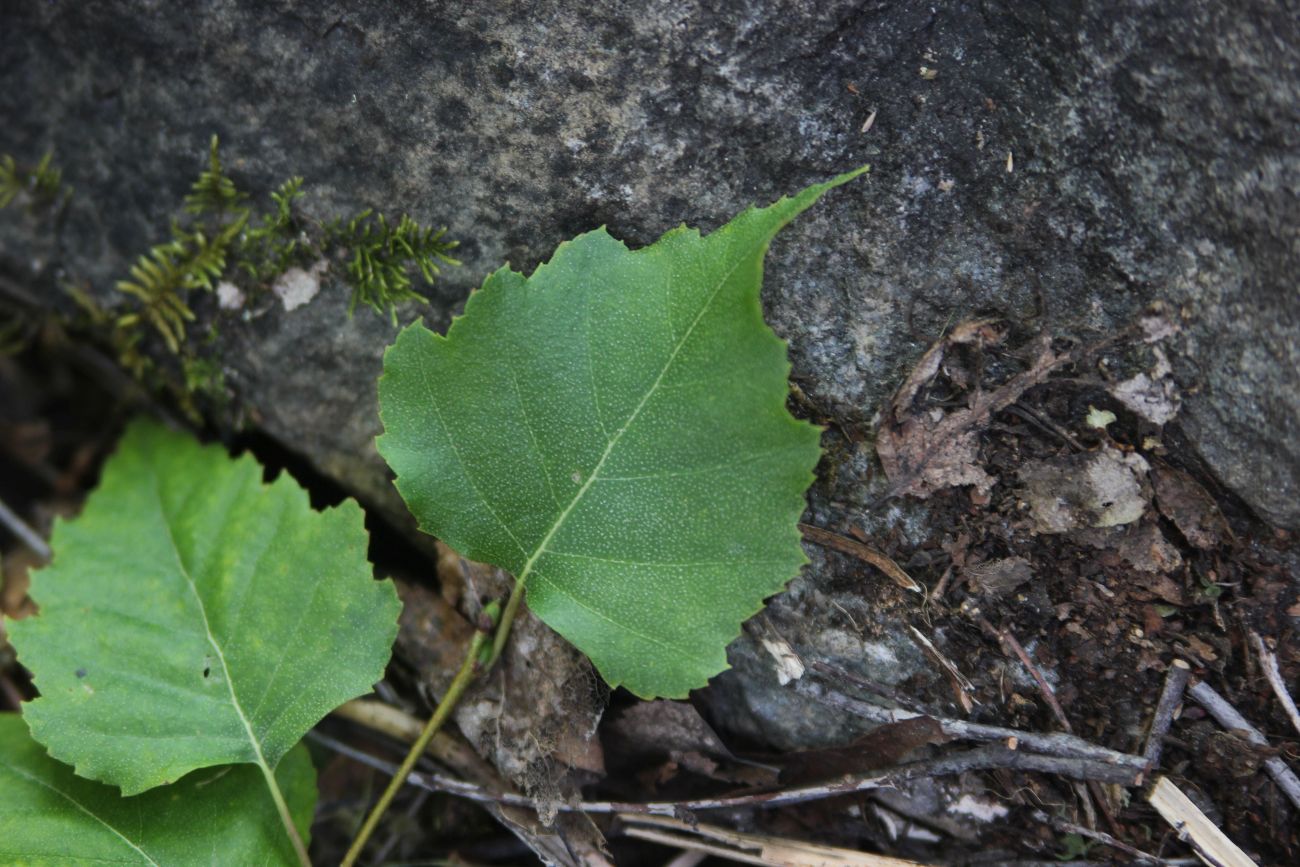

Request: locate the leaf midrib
(147, 466), (274, 780)
(511, 241), (755, 593)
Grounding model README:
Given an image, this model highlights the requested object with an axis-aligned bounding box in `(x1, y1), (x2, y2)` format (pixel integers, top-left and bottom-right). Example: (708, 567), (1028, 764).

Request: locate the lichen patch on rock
(271, 260), (327, 312)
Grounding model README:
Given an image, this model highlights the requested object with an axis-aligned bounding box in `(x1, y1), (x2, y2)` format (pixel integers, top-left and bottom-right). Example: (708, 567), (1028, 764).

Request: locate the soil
(2, 307), (1296, 866)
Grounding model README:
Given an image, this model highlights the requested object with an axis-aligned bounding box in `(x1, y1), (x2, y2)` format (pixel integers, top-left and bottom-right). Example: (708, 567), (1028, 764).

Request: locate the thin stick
(1187, 680), (1300, 811)
(332, 697), (497, 783)
(622, 814), (928, 866)
(313, 733), (1142, 816)
(906, 624), (976, 713)
(1006, 403), (1084, 452)
(796, 677), (1147, 773)
(1029, 809), (1174, 865)
(972, 610), (1072, 731)
(340, 628), (487, 867)
(1144, 660), (1192, 771)
(1249, 630), (1300, 739)
(0, 497), (51, 562)
(927, 564), (954, 604)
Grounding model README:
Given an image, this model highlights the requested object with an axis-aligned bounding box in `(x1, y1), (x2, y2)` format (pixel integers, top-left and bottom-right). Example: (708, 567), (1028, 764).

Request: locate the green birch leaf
(0, 714), (316, 865)
(8, 420), (401, 795)
(378, 168), (866, 698)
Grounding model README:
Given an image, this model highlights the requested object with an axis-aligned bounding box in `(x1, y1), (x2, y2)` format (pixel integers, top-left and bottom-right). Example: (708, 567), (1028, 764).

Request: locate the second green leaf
(9, 420), (402, 796)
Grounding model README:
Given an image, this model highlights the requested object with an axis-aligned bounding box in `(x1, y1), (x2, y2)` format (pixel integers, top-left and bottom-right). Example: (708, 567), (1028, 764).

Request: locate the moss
(0, 151), (71, 215)
(3, 137), (463, 423)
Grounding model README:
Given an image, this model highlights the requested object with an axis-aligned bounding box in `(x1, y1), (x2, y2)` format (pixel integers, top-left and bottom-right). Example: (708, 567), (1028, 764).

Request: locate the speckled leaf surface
(0, 714), (316, 865)
(8, 420), (401, 794)
(378, 169), (865, 698)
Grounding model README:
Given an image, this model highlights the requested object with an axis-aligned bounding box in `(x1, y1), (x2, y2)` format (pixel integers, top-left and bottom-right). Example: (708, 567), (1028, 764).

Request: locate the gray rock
(1, 0), (1297, 755)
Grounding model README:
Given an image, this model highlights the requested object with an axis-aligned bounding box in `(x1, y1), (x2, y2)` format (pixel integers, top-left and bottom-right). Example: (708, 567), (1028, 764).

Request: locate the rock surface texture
(2, 0), (1296, 752)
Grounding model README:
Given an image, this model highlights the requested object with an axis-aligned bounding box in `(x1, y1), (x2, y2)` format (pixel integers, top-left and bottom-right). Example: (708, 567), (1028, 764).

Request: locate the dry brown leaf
(1114, 522), (1184, 574)
(1151, 465), (1233, 549)
(1134, 570), (1187, 606)
(1184, 634), (1220, 663)
(964, 556), (1033, 598)
(799, 524), (921, 592)
(877, 324), (1069, 499)
(394, 547), (609, 859)
(0, 546), (36, 620)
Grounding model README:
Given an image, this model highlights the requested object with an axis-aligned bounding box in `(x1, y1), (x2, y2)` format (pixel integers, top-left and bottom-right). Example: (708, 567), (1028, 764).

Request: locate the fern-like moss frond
(183, 135), (247, 217)
(237, 176), (305, 281)
(1, 154), (22, 209)
(1, 151), (70, 212)
(115, 217), (243, 352)
(325, 210), (460, 321)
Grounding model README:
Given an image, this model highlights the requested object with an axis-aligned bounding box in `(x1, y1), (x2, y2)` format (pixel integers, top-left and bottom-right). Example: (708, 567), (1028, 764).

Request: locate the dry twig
(964, 603), (1123, 835)
(1143, 660), (1192, 771)
(1029, 809), (1175, 865)
(906, 623), (977, 712)
(329, 701), (610, 866)
(333, 698), (497, 783)
(1187, 680), (1300, 811)
(1248, 630), (1300, 739)
(621, 814), (928, 866)
(795, 678), (1147, 777)
(310, 731), (1142, 816)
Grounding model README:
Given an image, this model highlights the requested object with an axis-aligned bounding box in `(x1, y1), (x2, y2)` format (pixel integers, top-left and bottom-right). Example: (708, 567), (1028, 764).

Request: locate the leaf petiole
(487, 580), (525, 670)
(258, 761), (312, 867)
(340, 594), (516, 867)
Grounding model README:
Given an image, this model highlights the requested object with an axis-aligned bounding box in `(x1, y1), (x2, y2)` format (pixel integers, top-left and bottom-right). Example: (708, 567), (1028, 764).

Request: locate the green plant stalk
(488, 580), (527, 669)
(258, 762), (312, 867)
(341, 624), (492, 867)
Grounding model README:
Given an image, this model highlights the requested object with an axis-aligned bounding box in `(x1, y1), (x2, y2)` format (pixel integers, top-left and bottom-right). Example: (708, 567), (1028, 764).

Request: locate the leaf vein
(0, 761), (160, 865)
(506, 357), (561, 510)
(544, 550), (789, 569)
(146, 464), (273, 779)
(531, 569), (703, 667)
(599, 448), (794, 482)
(512, 242), (755, 589)
(417, 337), (530, 559)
